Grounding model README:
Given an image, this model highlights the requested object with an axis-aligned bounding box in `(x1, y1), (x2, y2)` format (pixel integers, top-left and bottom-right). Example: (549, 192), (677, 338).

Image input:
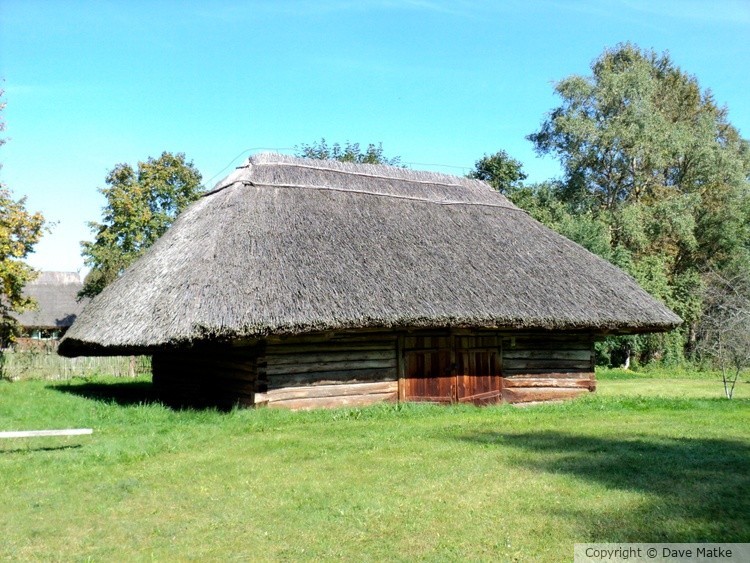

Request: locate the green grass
(597, 367), (750, 399)
(1, 374), (748, 561)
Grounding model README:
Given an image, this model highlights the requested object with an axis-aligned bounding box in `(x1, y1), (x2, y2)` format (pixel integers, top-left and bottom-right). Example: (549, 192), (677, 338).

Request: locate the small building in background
(14, 271), (86, 350)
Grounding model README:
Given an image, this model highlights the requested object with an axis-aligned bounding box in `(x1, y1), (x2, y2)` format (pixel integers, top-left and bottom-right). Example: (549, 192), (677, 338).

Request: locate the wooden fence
(0, 350), (151, 381)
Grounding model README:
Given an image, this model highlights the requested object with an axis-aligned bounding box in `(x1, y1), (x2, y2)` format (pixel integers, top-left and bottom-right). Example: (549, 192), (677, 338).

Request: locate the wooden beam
(0, 429), (93, 439)
(267, 350), (395, 366)
(502, 377), (593, 388)
(503, 387), (588, 403)
(258, 381), (398, 403)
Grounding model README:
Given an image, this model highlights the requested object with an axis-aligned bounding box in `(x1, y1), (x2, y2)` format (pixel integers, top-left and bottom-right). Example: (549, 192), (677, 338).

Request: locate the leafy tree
(467, 150), (527, 194)
(528, 43), (750, 364)
(295, 139), (402, 166)
(80, 152), (203, 298)
(0, 89), (45, 348)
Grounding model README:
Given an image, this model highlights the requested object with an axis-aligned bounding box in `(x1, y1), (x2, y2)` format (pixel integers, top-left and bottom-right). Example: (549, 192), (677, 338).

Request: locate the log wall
(500, 333), (595, 403)
(150, 329), (595, 410)
(254, 332), (399, 410)
(152, 347), (257, 410)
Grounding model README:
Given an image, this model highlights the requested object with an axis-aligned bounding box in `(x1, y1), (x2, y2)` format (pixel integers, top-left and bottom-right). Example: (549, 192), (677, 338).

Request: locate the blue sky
(1, 0), (749, 274)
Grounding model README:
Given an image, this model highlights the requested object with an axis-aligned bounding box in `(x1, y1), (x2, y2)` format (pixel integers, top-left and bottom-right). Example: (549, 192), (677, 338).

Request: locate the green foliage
(80, 152), (203, 298)
(0, 89), (45, 347)
(295, 138), (402, 166)
(467, 150), (527, 194)
(527, 43), (750, 365)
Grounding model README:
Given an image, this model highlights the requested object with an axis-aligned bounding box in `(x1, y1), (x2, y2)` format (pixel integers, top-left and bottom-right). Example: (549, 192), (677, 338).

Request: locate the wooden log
(267, 368), (397, 389)
(265, 332), (396, 346)
(0, 429), (93, 439)
(502, 377), (593, 388)
(264, 391), (398, 410)
(503, 350), (592, 361)
(503, 358), (592, 370)
(265, 359), (397, 376)
(502, 368), (591, 376)
(266, 350), (395, 366)
(257, 381), (398, 403)
(260, 344), (395, 358)
(503, 387), (589, 403)
(504, 337), (591, 350)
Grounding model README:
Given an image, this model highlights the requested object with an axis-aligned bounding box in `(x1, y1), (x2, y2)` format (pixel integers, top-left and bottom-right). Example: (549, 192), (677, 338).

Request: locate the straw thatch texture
(59, 154), (680, 357)
(16, 272), (85, 329)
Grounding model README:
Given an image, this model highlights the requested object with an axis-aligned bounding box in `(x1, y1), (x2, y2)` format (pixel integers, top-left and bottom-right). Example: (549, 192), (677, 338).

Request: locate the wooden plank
(0, 429), (93, 439)
(264, 392), (398, 410)
(504, 371), (592, 379)
(267, 367), (397, 389)
(265, 343), (393, 356)
(502, 377), (593, 388)
(503, 359), (593, 370)
(258, 381), (397, 403)
(457, 389), (502, 403)
(503, 387), (589, 403)
(403, 396), (454, 404)
(266, 350), (395, 366)
(503, 350), (592, 361)
(397, 335), (406, 402)
(504, 336), (591, 350)
(502, 367), (591, 376)
(266, 358), (397, 376)
(265, 332), (396, 346)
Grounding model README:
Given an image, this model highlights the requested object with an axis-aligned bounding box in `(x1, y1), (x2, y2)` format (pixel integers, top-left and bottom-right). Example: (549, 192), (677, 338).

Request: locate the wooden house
(14, 272), (85, 350)
(58, 154), (680, 408)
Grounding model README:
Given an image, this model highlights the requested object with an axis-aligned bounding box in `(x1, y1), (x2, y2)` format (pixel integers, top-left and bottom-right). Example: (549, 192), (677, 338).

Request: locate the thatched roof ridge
(16, 272), (85, 329)
(59, 154), (680, 356)
(209, 152), (520, 209)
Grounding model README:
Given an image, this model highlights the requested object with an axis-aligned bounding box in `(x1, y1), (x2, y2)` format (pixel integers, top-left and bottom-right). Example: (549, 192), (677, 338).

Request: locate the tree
(295, 139), (402, 166)
(528, 43), (750, 364)
(0, 89), (45, 347)
(697, 268), (750, 398)
(467, 150), (527, 194)
(80, 152), (203, 298)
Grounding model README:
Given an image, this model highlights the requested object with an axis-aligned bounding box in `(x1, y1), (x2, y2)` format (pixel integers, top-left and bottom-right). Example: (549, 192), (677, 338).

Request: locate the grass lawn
(0, 371), (748, 561)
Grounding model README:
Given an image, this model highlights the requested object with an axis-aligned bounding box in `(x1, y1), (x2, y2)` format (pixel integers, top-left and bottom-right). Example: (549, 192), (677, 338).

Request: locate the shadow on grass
(49, 381), (237, 411)
(51, 381), (160, 407)
(0, 444), (83, 454)
(460, 431), (750, 542)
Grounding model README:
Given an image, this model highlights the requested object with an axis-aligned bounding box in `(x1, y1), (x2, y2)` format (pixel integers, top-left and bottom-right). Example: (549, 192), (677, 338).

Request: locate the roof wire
(206, 151), (472, 187)
(204, 147), (295, 186)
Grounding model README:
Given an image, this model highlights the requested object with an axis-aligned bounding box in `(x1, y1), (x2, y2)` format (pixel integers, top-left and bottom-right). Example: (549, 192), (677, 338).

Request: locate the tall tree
(295, 139), (402, 166)
(80, 152), (203, 298)
(528, 43), (750, 364)
(0, 89), (45, 347)
(467, 150), (527, 194)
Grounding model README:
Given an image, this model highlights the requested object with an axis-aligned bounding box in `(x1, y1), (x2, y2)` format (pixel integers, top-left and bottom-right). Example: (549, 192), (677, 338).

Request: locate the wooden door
(402, 334), (502, 405)
(403, 340), (454, 403)
(455, 336), (502, 405)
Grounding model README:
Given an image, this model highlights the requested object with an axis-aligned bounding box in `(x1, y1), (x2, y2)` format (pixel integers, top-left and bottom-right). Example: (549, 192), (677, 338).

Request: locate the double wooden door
(402, 334), (502, 405)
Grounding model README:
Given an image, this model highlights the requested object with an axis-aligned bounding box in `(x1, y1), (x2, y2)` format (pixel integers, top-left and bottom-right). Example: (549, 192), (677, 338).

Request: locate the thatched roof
(16, 272), (85, 330)
(59, 154), (680, 356)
